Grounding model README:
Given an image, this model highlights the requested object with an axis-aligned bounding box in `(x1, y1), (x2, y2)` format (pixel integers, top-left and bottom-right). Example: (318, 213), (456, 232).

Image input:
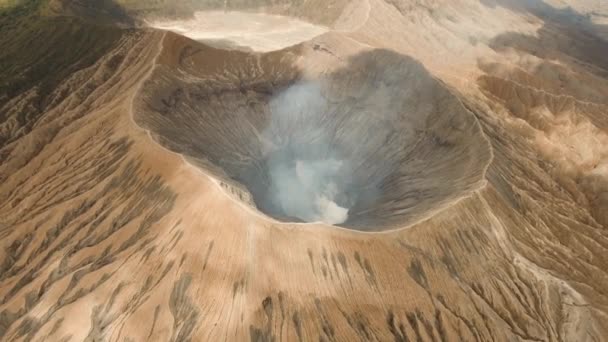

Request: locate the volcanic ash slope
(1, 0), (608, 341)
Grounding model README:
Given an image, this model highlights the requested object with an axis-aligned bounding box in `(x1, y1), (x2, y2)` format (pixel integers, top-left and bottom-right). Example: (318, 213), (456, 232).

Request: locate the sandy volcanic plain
(149, 11), (328, 52)
(1, 0), (608, 341)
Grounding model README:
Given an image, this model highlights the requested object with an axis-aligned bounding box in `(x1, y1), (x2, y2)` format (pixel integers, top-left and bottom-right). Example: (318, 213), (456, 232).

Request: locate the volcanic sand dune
(1, 0), (608, 341)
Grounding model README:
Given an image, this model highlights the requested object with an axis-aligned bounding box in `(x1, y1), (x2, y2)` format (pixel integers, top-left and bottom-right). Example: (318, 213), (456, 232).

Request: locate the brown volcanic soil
(1, 0), (608, 341)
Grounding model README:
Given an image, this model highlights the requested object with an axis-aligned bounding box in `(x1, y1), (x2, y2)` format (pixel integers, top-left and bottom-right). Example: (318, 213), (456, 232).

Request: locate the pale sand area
(149, 11), (328, 52)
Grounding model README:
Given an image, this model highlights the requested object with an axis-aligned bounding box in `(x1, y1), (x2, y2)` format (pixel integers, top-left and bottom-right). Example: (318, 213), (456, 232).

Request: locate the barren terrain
(1, 0), (607, 341)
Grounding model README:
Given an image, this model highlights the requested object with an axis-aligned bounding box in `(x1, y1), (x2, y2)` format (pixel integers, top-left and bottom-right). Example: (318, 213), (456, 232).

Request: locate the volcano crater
(135, 40), (492, 231)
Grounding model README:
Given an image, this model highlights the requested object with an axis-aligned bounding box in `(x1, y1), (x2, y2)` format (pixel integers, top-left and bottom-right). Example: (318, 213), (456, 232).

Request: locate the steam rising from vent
(269, 158), (349, 224)
(264, 82), (353, 225)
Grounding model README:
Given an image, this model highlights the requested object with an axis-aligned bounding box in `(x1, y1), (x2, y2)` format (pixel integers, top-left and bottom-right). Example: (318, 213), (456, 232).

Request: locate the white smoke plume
(269, 158), (349, 225)
(264, 81), (352, 225)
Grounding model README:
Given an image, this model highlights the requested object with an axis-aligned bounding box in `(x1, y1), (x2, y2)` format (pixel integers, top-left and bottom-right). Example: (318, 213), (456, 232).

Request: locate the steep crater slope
(134, 35), (492, 231)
